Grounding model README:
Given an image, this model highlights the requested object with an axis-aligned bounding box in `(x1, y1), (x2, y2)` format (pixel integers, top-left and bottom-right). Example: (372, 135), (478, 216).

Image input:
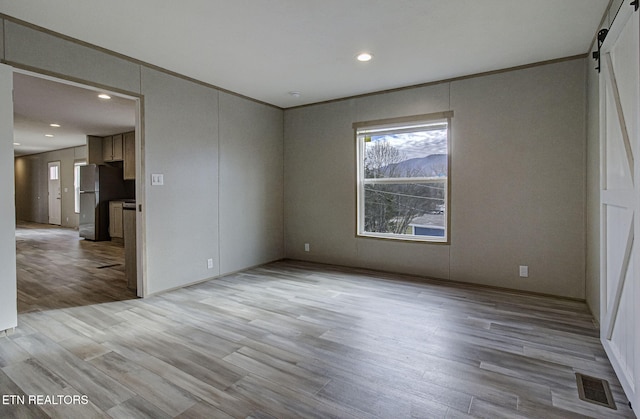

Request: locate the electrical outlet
(207, 258), (214, 269)
(519, 265), (529, 278)
(304, 243), (310, 252)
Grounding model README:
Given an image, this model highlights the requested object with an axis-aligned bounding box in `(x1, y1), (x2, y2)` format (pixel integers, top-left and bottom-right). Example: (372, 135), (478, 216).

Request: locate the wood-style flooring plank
(2, 358), (108, 419)
(100, 340), (245, 410)
(175, 401), (236, 419)
(2, 223), (635, 418)
(105, 395), (172, 419)
(89, 351), (197, 417)
(15, 222), (135, 314)
(10, 333), (135, 412)
(0, 368), (49, 419)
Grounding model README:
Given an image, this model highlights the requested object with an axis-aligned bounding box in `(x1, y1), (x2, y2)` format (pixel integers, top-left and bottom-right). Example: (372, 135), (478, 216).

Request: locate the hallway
(16, 222), (136, 313)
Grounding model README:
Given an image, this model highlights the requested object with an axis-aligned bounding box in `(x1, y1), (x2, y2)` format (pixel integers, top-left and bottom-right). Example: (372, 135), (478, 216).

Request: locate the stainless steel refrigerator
(79, 164), (125, 241)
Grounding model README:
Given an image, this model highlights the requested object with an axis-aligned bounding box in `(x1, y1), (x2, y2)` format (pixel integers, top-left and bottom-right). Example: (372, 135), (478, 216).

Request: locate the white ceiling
(12, 73), (136, 156)
(2, 0), (609, 155)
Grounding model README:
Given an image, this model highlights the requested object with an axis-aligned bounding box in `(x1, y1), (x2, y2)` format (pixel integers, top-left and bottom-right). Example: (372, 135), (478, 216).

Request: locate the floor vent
(576, 373), (617, 410)
(96, 264), (120, 269)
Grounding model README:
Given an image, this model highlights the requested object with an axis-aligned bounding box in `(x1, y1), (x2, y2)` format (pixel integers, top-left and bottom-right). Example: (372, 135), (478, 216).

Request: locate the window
(49, 164), (59, 181)
(74, 161), (87, 213)
(355, 112), (452, 242)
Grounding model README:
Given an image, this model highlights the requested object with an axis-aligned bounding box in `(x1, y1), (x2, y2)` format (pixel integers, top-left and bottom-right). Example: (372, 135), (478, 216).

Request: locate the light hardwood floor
(15, 222), (136, 313)
(2, 223), (635, 418)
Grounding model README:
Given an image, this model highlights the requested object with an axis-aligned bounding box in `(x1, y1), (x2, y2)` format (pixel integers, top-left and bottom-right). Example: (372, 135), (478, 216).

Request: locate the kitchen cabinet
(102, 136), (113, 161)
(123, 131), (135, 180)
(109, 201), (124, 239)
(87, 135), (104, 164)
(112, 134), (123, 161)
(103, 134), (123, 162)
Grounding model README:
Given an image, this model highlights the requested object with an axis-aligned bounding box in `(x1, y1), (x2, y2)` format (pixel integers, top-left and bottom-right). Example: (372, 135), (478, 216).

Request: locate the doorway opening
(12, 70), (144, 312)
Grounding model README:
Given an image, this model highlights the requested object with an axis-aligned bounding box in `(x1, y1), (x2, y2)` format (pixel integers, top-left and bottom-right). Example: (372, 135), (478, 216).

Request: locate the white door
(47, 161), (61, 225)
(599, 5), (639, 411)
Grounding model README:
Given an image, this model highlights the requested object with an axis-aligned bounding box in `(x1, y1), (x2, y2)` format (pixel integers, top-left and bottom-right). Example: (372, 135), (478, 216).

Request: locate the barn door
(599, 4), (639, 411)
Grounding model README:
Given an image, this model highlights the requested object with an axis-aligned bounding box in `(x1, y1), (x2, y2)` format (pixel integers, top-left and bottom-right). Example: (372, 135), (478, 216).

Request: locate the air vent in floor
(576, 373), (617, 410)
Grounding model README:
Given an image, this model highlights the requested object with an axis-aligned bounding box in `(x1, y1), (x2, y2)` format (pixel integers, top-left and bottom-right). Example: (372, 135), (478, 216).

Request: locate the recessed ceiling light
(357, 52), (373, 62)
(13, 142), (20, 146)
(45, 134), (54, 138)
(289, 91), (301, 98)
(98, 94), (111, 99)
(50, 123), (61, 128)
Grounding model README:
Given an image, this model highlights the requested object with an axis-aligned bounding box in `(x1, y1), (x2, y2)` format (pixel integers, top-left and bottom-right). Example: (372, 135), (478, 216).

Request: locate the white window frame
(355, 111), (452, 243)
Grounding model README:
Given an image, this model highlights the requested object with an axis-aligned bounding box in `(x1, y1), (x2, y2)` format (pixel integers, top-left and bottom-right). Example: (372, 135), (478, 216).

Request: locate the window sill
(357, 232), (449, 244)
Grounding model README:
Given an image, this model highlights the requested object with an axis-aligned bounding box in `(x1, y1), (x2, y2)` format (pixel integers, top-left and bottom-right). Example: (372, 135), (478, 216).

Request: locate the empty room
(0, 1), (638, 418)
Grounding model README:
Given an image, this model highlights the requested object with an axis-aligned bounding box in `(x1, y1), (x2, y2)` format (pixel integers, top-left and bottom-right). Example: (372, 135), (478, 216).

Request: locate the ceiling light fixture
(289, 91), (301, 98)
(98, 93), (111, 100)
(13, 142), (20, 146)
(50, 123), (61, 127)
(45, 134), (54, 138)
(357, 52), (373, 62)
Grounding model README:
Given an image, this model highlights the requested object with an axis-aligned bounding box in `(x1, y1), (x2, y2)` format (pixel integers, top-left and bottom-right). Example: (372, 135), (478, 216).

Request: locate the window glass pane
(364, 181), (445, 237)
(49, 165), (59, 180)
(357, 117), (449, 242)
(361, 122), (447, 179)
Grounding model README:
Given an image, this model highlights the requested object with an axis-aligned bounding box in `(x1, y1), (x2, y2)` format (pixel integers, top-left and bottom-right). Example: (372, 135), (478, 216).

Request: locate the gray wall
(15, 146), (87, 228)
(284, 58), (587, 299)
(141, 67), (221, 294)
(0, 63), (16, 332)
(5, 21), (140, 93)
(219, 92), (284, 274)
(1, 19), (285, 304)
(585, 55), (601, 321)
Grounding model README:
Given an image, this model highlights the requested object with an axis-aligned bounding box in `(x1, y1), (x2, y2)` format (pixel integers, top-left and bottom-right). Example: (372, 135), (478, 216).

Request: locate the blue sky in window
(371, 129), (447, 160)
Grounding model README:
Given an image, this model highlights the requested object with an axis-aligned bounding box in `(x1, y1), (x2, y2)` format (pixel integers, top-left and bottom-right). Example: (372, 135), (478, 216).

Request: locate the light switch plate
(151, 174), (164, 186)
(519, 265), (529, 278)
